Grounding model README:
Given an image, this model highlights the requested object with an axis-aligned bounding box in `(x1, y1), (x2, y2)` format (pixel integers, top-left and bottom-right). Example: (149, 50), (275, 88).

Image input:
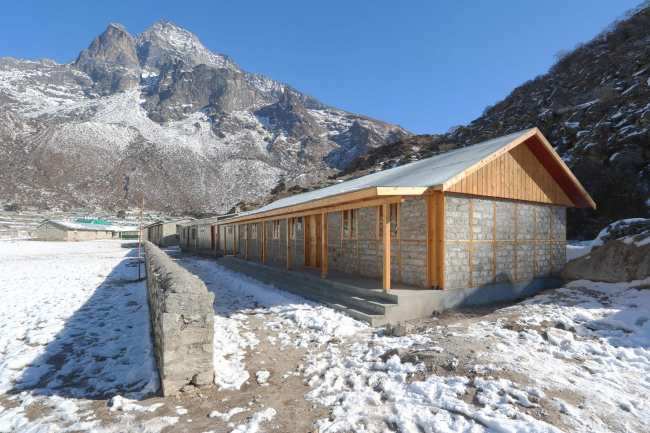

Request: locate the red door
(211, 225), (215, 250)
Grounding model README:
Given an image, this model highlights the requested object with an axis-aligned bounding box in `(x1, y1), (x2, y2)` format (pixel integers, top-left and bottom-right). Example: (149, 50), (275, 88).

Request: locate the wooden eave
(212, 187), (436, 226)
(440, 128), (596, 209)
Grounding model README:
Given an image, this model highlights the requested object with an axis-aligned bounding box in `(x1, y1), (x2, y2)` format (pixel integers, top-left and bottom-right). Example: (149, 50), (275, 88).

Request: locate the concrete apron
(216, 255), (562, 326)
(391, 278), (563, 321)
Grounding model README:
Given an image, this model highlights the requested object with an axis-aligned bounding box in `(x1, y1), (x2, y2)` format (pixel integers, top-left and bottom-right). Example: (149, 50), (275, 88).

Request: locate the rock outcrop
(73, 23), (141, 96)
(561, 234), (650, 283)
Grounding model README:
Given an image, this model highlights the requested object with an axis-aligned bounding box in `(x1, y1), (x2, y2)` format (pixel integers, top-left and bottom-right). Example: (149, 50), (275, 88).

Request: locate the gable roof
(220, 128), (594, 224)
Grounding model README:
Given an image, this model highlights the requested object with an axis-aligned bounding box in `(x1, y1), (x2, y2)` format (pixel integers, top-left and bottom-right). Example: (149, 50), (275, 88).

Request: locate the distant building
(36, 220), (139, 242)
(144, 218), (193, 247)
(179, 214), (236, 251)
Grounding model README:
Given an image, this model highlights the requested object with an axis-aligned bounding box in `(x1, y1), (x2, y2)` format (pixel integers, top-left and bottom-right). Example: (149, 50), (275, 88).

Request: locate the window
(191, 228), (196, 240)
(290, 218), (296, 239)
(378, 203), (399, 238)
(251, 224), (258, 239)
(200, 226), (205, 234)
(227, 226), (233, 234)
(273, 220), (281, 239)
(297, 217), (303, 232)
(342, 209), (357, 238)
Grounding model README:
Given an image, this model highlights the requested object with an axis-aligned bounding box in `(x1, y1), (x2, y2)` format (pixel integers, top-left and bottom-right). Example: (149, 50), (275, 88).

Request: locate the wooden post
(246, 224), (249, 261)
(262, 221), (267, 264)
(426, 196), (434, 288)
(436, 192), (446, 290)
(382, 204), (391, 291)
(322, 212), (328, 278)
(232, 225), (237, 258)
(286, 218), (291, 270)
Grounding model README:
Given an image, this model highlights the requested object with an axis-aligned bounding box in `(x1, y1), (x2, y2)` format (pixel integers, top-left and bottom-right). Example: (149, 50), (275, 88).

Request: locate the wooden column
(322, 212), (328, 278)
(382, 204), (391, 291)
(232, 225), (237, 258)
(426, 195), (435, 288)
(245, 224), (249, 261)
(286, 218), (292, 270)
(262, 222), (267, 264)
(436, 192), (446, 290)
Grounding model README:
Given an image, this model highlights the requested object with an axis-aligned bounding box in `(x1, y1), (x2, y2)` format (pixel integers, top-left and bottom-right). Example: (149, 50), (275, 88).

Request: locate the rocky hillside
(0, 21), (410, 213)
(332, 3), (650, 238)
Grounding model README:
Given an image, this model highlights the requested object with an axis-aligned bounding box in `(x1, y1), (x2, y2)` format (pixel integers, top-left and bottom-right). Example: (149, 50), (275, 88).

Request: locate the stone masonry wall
(445, 241), (471, 288)
(342, 240), (358, 274)
(444, 194), (566, 289)
(400, 197), (427, 287)
(445, 195), (471, 240)
(328, 212), (341, 271)
(495, 242), (516, 283)
(144, 241), (214, 396)
(472, 197), (494, 241)
(472, 242), (494, 285)
(358, 207), (375, 239)
(401, 241), (427, 287)
(358, 240), (377, 278)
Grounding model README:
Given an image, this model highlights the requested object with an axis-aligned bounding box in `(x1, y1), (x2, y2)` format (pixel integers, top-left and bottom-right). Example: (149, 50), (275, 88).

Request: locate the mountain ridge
(0, 20), (411, 213)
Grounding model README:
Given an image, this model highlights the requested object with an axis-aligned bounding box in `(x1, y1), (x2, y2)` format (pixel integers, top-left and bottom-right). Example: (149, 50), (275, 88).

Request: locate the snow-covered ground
(1, 240), (649, 432)
(0, 240), (161, 432)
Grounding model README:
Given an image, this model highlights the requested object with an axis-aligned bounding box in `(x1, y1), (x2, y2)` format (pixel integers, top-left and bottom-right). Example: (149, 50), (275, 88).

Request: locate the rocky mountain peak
(278, 87), (303, 112)
(73, 23), (140, 96)
(135, 20), (241, 76)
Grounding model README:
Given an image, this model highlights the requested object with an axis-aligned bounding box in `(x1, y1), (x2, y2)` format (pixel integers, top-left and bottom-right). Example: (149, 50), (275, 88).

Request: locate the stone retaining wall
(144, 241), (215, 396)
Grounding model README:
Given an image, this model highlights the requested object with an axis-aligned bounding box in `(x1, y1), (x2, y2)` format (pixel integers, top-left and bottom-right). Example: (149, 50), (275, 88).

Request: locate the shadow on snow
(9, 243), (159, 401)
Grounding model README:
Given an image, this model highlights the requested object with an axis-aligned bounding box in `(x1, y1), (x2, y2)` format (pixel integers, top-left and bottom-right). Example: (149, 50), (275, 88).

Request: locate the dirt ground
(2, 297), (585, 432)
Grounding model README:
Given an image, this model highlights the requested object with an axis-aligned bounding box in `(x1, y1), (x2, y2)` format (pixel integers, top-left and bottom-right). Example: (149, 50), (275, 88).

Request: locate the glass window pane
(390, 204), (398, 237)
(350, 209), (356, 237)
(343, 210), (349, 237)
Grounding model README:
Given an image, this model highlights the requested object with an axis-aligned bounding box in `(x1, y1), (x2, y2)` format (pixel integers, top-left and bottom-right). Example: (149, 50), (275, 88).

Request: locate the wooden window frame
(290, 218), (297, 240)
(377, 203), (400, 239)
(251, 224), (258, 240)
(341, 209), (358, 239)
(272, 220), (281, 239)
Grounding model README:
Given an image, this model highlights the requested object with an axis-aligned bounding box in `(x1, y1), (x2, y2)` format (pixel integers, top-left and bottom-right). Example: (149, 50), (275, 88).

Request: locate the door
(306, 215), (322, 268)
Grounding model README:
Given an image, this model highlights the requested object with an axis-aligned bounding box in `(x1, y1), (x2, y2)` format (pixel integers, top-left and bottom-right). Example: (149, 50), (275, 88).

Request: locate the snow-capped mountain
(0, 21), (410, 213)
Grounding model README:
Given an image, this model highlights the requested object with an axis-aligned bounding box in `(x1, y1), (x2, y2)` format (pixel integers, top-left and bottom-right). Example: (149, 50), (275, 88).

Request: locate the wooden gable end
(446, 141), (574, 206)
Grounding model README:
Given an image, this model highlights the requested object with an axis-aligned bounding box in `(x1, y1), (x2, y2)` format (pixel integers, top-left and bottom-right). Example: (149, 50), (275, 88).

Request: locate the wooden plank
(469, 198), (474, 286)
(514, 202), (518, 281)
(441, 128), (537, 191)
(262, 222), (267, 264)
(493, 199), (497, 284)
(376, 187), (436, 196)
(322, 212), (328, 277)
(232, 225), (237, 258)
(217, 196), (404, 228)
(214, 187), (381, 226)
(286, 218), (291, 270)
(426, 195), (435, 288)
(437, 192), (446, 289)
(383, 203), (391, 290)
(246, 224), (249, 261)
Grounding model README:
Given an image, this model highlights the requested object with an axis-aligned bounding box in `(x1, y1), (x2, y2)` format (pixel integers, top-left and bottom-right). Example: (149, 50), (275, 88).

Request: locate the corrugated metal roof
(41, 220), (138, 232)
(248, 129), (533, 215)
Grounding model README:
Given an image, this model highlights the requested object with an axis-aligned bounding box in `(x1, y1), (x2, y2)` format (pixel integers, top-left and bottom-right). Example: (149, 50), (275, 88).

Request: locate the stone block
(144, 241), (215, 396)
(445, 194), (471, 241)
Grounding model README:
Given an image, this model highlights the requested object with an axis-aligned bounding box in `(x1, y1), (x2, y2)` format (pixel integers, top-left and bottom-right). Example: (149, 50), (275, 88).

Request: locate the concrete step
(217, 257), (397, 314)
(216, 257), (396, 326)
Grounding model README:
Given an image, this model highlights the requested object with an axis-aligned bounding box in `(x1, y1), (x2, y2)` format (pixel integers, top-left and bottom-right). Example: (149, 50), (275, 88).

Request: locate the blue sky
(0, 0), (643, 135)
